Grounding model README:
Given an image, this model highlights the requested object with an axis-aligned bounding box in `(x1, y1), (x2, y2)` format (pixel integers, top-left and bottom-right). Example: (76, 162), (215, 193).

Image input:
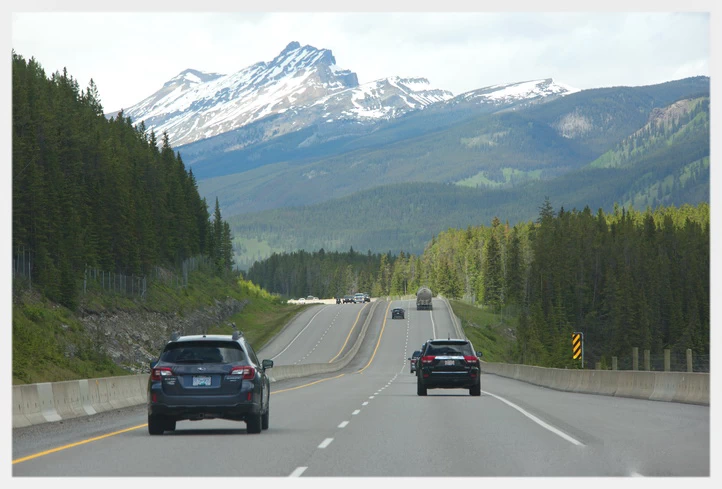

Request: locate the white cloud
(9, 11), (711, 112)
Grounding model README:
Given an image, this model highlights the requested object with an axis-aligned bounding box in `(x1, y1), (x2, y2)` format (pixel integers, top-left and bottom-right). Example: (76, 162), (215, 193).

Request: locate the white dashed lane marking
(338, 421), (349, 428)
(289, 467), (307, 477)
(318, 438), (334, 449)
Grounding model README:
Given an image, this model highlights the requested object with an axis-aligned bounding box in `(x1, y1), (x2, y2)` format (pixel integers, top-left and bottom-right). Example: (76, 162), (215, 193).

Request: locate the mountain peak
(282, 41), (301, 53)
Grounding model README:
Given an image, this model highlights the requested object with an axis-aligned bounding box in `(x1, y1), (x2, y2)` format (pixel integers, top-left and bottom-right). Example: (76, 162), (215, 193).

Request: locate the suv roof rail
(170, 331), (181, 341)
(232, 330), (244, 340)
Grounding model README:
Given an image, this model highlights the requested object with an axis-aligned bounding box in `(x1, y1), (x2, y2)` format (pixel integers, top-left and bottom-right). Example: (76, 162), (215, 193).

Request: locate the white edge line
(271, 306), (329, 360)
(318, 438), (334, 448)
(289, 466), (307, 477)
(483, 390), (585, 446)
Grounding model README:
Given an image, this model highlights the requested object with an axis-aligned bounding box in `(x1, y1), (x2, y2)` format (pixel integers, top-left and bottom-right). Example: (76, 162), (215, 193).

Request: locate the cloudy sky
(9, 3), (713, 114)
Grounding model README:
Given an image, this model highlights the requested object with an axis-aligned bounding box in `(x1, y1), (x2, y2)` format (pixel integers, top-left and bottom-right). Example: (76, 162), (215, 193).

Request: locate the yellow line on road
(12, 423), (148, 465)
(328, 303), (367, 363)
(271, 373), (346, 394)
(357, 301), (392, 374)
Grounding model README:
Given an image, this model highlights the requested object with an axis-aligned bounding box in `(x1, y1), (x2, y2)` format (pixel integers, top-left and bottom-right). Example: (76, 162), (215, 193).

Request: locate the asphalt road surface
(12, 298), (710, 477)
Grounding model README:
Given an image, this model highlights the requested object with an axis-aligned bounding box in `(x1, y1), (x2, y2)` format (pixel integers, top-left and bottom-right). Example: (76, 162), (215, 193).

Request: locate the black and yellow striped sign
(572, 333), (582, 360)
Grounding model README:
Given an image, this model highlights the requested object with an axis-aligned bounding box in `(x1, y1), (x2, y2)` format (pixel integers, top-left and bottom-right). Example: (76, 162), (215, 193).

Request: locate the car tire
(417, 379), (427, 396)
(246, 413), (262, 434)
(164, 419), (177, 431)
(469, 383), (481, 396)
(148, 414), (165, 435)
(262, 408), (269, 430)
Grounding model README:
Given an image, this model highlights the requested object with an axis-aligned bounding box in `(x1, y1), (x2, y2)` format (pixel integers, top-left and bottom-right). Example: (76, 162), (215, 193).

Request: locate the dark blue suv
(147, 331), (273, 435)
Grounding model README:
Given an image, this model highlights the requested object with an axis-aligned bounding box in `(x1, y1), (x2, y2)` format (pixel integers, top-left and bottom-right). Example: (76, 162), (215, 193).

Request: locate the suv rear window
(425, 341), (473, 356)
(160, 341), (245, 363)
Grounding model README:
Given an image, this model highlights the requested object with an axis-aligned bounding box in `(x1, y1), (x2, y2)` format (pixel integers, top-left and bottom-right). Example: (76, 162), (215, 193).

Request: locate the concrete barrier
(480, 360), (709, 406)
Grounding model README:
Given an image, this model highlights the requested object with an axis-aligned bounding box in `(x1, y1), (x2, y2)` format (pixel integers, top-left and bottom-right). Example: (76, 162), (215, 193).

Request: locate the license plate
(444, 360), (455, 366)
(192, 375), (212, 386)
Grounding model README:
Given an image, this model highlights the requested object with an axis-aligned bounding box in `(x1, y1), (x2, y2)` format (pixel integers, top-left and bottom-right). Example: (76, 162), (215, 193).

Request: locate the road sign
(572, 332), (583, 362)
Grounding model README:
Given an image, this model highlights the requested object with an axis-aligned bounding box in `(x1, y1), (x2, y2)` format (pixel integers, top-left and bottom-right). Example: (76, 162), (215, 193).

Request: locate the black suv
(147, 331), (273, 435)
(414, 339), (482, 396)
(392, 308), (405, 319)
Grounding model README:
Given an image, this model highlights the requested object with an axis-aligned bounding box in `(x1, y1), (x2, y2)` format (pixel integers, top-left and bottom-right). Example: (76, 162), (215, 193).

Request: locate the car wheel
(246, 413), (262, 434)
(262, 408), (269, 430)
(470, 383), (481, 396)
(148, 414), (165, 435)
(417, 379), (427, 396)
(164, 419), (177, 431)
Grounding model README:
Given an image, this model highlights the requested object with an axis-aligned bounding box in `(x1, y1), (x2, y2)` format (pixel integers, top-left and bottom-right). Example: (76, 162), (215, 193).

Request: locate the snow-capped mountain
(117, 42), (453, 148)
(450, 78), (579, 107)
(114, 42), (577, 149)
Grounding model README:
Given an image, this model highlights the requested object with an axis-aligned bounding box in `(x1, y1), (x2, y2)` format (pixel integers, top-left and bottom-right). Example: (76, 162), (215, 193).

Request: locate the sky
(8, 5), (713, 114)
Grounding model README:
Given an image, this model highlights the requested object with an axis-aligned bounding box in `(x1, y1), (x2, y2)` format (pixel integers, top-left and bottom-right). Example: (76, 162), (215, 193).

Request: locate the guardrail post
(612, 356), (618, 370)
(664, 349), (671, 371)
(687, 349), (693, 372)
(632, 347), (639, 371)
(644, 349), (650, 371)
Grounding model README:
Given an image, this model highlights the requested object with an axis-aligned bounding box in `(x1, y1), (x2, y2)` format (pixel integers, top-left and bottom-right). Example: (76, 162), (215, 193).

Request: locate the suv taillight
(231, 366), (256, 379)
(421, 356), (435, 364)
(464, 355), (479, 365)
(151, 367), (173, 381)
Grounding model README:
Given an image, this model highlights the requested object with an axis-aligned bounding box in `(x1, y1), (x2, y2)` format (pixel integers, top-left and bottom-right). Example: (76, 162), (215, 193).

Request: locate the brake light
(464, 355), (479, 365)
(151, 367), (173, 381)
(421, 356), (435, 364)
(231, 366), (256, 379)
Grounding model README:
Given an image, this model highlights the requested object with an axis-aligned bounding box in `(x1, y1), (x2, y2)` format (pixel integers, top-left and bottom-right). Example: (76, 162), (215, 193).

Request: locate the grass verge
(447, 299), (517, 363)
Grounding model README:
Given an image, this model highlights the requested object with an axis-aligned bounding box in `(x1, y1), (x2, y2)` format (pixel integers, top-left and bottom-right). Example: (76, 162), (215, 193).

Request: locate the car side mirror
(262, 359), (274, 370)
(150, 360), (158, 369)
(476, 351), (483, 357)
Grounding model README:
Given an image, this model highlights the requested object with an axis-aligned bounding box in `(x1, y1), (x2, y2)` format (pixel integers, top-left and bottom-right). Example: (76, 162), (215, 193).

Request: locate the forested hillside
(247, 202), (709, 369)
(197, 76), (709, 218)
(12, 52), (235, 309)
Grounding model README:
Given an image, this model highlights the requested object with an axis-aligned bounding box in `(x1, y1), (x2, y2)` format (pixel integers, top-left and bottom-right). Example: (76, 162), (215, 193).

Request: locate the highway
(12, 298), (710, 477)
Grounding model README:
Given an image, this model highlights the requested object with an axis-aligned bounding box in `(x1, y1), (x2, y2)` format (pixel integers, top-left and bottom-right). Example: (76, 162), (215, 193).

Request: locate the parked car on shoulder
(363, 293), (371, 302)
(147, 331), (273, 435)
(415, 338), (482, 396)
(392, 308), (405, 319)
(354, 293), (365, 303)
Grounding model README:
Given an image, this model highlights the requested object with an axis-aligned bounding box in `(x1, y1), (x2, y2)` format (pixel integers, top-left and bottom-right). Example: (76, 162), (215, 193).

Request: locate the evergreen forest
(247, 201), (709, 369)
(12, 53), (235, 309)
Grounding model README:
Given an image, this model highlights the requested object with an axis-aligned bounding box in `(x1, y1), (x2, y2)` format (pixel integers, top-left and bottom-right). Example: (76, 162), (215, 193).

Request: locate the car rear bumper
(419, 371), (479, 389)
(148, 385), (262, 420)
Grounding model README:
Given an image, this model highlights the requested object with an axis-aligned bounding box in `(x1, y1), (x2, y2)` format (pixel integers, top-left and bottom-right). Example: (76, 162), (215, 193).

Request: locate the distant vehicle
(336, 297), (341, 304)
(354, 293), (365, 303)
(416, 287), (433, 310)
(306, 295), (319, 301)
(298, 297), (306, 304)
(392, 308), (405, 319)
(147, 331), (273, 435)
(408, 350), (422, 374)
(343, 295), (354, 303)
(415, 338), (482, 396)
(363, 293), (371, 302)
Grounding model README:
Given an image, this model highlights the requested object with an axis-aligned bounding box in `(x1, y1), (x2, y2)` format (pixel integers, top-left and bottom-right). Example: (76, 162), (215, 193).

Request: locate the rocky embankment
(78, 297), (248, 374)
